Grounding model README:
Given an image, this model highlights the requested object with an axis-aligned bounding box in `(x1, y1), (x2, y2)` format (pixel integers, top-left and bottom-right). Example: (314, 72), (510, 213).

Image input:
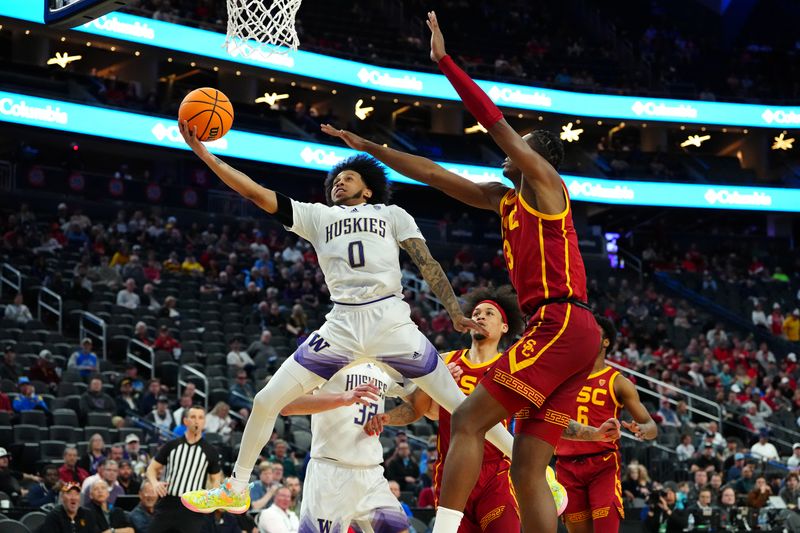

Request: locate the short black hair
(324, 154), (390, 205)
(528, 130), (565, 170)
(595, 316), (617, 349)
(461, 285), (524, 345)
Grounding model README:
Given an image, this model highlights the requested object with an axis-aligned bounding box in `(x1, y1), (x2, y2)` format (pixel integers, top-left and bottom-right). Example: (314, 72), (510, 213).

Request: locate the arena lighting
(560, 122), (583, 142)
(681, 134), (711, 148)
(3, 89), (800, 212)
(464, 123), (487, 134)
(47, 52), (82, 68)
(255, 92), (289, 106)
(772, 132), (795, 150)
(354, 99), (374, 120)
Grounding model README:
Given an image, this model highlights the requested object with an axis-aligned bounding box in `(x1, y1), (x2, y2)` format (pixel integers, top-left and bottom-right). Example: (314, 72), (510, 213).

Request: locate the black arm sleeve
(274, 192), (294, 227)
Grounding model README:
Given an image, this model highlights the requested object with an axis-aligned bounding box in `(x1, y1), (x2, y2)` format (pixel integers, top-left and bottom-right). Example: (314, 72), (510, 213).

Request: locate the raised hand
(426, 11), (447, 62)
(341, 383), (381, 407)
(621, 420), (643, 440)
(179, 120), (210, 158)
(447, 362), (464, 382)
(320, 124), (368, 151)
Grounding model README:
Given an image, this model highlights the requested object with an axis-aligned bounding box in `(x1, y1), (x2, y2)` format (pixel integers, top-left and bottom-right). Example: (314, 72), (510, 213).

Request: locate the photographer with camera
(644, 482), (688, 533)
(686, 488), (719, 530)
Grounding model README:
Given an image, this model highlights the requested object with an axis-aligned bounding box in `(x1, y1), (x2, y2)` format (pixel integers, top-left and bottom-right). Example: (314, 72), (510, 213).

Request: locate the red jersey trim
(516, 183), (570, 221)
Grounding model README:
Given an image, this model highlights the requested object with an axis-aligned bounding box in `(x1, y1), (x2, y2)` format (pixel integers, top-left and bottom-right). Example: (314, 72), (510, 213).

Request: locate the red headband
(476, 300), (508, 324)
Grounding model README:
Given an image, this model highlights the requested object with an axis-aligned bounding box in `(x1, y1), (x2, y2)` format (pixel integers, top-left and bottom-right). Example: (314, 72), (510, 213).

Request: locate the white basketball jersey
(309, 362), (415, 466)
(289, 200), (423, 304)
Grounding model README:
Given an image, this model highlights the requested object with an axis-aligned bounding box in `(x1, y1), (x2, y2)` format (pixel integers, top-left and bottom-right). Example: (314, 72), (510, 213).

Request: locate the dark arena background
(0, 0), (799, 532)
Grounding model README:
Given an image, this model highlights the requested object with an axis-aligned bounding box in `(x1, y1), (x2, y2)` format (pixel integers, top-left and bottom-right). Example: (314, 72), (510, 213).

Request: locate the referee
(146, 404), (221, 532)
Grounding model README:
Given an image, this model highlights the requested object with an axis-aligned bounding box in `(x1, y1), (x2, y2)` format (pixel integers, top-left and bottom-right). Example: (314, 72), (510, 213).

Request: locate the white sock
(229, 466), (251, 492)
(431, 507), (464, 533)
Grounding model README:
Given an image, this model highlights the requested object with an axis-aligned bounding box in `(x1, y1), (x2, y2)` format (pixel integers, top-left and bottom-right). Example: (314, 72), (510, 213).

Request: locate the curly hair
(528, 129), (565, 170)
(461, 285), (524, 345)
(324, 154), (390, 205)
(594, 315), (617, 350)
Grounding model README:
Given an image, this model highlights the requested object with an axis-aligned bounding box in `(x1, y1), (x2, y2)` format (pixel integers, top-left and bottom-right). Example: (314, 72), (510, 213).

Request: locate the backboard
(44, 0), (130, 29)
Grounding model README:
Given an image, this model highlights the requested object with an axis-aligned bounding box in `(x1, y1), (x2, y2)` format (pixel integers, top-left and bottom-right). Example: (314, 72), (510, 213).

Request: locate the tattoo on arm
(400, 238), (461, 319)
(383, 402), (423, 426)
(561, 419), (596, 441)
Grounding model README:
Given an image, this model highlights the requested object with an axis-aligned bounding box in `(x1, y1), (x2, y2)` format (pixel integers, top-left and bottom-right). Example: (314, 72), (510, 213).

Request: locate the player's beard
(472, 332), (487, 341)
(333, 188), (366, 205)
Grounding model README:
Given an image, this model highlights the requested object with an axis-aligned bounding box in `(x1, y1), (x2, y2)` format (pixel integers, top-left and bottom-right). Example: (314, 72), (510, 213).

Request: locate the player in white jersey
(280, 362), (415, 533)
(176, 121), (516, 516)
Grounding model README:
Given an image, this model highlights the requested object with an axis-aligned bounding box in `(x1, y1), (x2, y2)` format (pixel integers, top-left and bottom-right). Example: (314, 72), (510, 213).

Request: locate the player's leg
(556, 458), (593, 533)
(588, 453), (623, 533)
(470, 462), (521, 533)
(510, 433), (561, 533)
(181, 333), (345, 512)
(352, 466), (409, 533)
(299, 459), (354, 533)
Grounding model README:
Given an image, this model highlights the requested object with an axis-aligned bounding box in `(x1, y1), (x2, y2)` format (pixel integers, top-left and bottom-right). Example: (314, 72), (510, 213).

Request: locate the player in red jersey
(322, 11), (616, 533)
(555, 316), (658, 533)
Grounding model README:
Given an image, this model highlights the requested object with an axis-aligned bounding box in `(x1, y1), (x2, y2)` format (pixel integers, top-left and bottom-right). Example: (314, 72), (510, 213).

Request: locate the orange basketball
(178, 88), (234, 142)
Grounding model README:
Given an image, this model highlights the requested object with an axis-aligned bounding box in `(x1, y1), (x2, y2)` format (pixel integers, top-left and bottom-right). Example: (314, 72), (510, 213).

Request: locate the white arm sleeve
(287, 200), (326, 242)
(390, 206), (424, 243)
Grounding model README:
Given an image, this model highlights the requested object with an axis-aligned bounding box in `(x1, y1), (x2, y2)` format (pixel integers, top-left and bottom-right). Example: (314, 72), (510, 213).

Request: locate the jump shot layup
(174, 8), (654, 533)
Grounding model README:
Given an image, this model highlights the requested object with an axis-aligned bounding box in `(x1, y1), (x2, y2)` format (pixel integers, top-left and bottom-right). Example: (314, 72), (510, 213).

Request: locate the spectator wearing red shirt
(152, 326), (181, 356)
(133, 322), (151, 346)
(431, 310), (453, 334)
(770, 303), (784, 336)
(59, 446), (90, 484)
(0, 392), (11, 412)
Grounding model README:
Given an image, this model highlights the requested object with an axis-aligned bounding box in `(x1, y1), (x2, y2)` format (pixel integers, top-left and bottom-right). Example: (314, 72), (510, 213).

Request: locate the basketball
(178, 88), (234, 142)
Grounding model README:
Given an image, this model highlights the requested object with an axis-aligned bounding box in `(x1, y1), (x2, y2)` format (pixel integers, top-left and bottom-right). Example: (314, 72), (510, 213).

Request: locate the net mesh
(225, 0), (301, 57)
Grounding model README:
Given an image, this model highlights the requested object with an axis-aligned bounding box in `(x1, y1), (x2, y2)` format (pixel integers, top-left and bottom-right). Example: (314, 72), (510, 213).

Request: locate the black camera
(647, 489), (664, 507)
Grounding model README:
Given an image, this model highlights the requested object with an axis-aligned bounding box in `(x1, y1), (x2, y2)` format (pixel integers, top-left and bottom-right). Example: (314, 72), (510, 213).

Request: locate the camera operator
(644, 483), (688, 533)
(686, 488), (719, 529)
(718, 486), (752, 532)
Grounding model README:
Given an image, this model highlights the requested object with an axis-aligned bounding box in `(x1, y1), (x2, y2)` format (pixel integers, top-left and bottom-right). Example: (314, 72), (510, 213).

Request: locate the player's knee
(252, 387), (277, 413)
(450, 403), (483, 437)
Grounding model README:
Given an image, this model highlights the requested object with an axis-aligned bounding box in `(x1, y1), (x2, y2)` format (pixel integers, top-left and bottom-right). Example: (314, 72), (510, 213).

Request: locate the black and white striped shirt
(154, 436), (221, 496)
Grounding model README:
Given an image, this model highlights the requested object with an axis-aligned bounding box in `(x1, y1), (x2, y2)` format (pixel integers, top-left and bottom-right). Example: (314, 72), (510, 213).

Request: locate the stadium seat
(289, 416), (311, 431)
(84, 426), (113, 443)
(118, 427), (143, 443)
(52, 409), (79, 427)
(50, 425), (79, 442)
(291, 429), (311, 453)
(20, 410), (47, 427)
(40, 440), (67, 462)
(408, 518), (428, 533)
(13, 425), (44, 442)
(0, 412), (10, 426)
(86, 412), (114, 428)
(20, 511), (46, 532)
(398, 491), (416, 507)
(0, 426), (12, 448)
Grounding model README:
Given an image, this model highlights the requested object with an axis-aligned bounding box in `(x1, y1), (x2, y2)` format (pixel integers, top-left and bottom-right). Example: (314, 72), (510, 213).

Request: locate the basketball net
(225, 0), (301, 58)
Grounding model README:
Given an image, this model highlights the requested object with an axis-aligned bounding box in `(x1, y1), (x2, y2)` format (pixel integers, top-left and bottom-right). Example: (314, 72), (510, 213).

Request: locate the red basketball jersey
(433, 350), (509, 498)
(499, 185), (588, 316)
(555, 366), (621, 457)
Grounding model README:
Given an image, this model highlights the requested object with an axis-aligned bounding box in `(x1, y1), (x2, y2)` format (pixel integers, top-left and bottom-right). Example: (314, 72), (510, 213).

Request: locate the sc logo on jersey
(576, 386), (607, 406)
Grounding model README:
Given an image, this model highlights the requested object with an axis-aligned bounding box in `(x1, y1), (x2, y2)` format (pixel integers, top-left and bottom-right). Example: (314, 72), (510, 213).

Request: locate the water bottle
(687, 513), (695, 531)
(757, 510), (768, 530)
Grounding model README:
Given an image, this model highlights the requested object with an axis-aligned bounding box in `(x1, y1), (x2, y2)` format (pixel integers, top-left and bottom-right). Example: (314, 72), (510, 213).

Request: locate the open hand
(321, 124), (368, 151)
(179, 120), (210, 158)
(426, 11), (447, 62)
(452, 314), (490, 336)
(621, 420), (644, 440)
(364, 413), (389, 436)
(595, 418), (621, 442)
(154, 481), (169, 498)
(341, 383), (381, 407)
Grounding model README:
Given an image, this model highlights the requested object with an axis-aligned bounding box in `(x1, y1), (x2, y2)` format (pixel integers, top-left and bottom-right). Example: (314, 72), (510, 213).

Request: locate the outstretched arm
(279, 384), (381, 416)
(364, 388), (433, 435)
(561, 417), (621, 441)
(426, 12), (565, 215)
(616, 375), (658, 440)
(179, 120), (278, 214)
(399, 237), (487, 335)
(321, 124), (506, 213)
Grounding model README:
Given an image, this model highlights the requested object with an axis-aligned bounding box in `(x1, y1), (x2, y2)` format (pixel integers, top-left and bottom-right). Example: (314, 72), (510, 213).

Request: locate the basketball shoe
(181, 478), (250, 514)
(547, 465), (569, 516)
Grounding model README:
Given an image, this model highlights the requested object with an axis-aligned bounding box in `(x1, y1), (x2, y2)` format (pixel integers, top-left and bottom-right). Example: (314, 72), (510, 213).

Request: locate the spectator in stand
(86, 478), (135, 532)
(781, 472), (800, 509)
(118, 459), (141, 495)
(385, 440), (418, 492)
(205, 401), (235, 442)
(657, 399), (681, 428)
(81, 459), (124, 506)
(787, 443), (800, 467)
(129, 480), (158, 533)
(746, 476), (772, 508)
(676, 434), (696, 462)
(0, 446), (35, 503)
(79, 377), (116, 422)
(250, 461), (280, 511)
(68, 338), (99, 378)
(247, 330), (278, 368)
(123, 364), (145, 394)
(269, 439), (298, 478)
(41, 481), (99, 533)
(388, 480), (414, 519)
(60, 446), (90, 484)
(173, 393), (193, 425)
(693, 444), (722, 473)
(145, 395), (174, 435)
(110, 243), (131, 269)
(162, 251), (181, 273)
(159, 295), (181, 322)
(122, 255), (147, 288)
(13, 376), (49, 413)
(734, 464), (756, 493)
(257, 485), (298, 533)
(687, 470), (709, 504)
(3, 293), (32, 323)
(0, 345), (20, 382)
(266, 302), (287, 332)
(770, 303), (784, 336)
(117, 278), (141, 309)
(643, 482), (686, 533)
(229, 370), (256, 415)
(152, 325), (181, 359)
(686, 489), (717, 529)
(124, 434), (150, 476)
(133, 321), (151, 346)
(622, 463), (653, 502)
(0, 390), (9, 413)
(138, 378), (162, 415)
(226, 337), (255, 372)
(116, 377), (139, 416)
(785, 309), (800, 342)
(752, 301), (769, 329)
(79, 433), (107, 475)
(751, 428), (780, 461)
(727, 453), (746, 482)
(285, 304), (308, 339)
(181, 254), (205, 276)
(27, 464), (60, 507)
(142, 283), (161, 312)
(29, 349), (60, 392)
